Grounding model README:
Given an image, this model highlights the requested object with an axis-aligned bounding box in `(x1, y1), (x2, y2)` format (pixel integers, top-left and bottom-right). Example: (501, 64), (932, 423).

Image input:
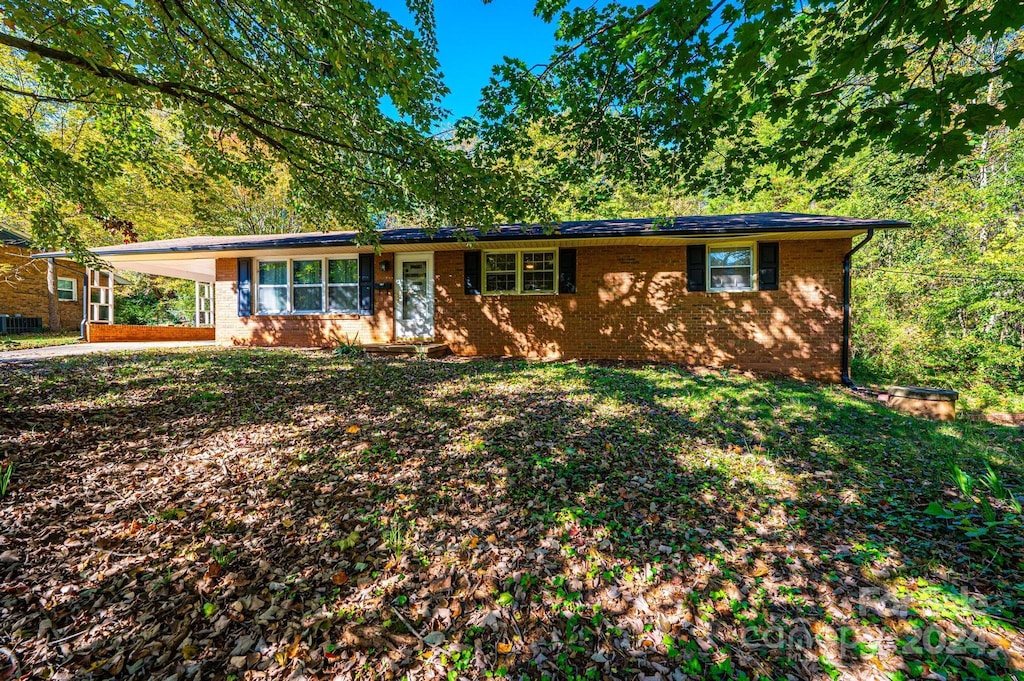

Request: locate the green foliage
(0, 461), (13, 497)
(849, 126), (1024, 412)
(473, 1), (1024, 197)
(383, 517), (408, 560)
(333, 334), (365, 358)
(113, 276), (195, 326)
(210, 545), (237, 568)
(0, 1), (537, 258)
(926, 460), (1022, 548)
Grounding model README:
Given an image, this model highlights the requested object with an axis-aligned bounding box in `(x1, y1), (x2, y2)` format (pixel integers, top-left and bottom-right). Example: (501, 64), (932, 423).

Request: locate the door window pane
(402, 261), (428, 321)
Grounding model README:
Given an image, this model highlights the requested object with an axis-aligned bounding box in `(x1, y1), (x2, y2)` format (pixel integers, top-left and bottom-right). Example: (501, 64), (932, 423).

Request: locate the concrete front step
(364, 343), (450, 358)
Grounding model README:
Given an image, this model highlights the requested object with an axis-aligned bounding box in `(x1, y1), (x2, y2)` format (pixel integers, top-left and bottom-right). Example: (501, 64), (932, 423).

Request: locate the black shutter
(686, 245), (706, 292)
(558, 248), (577, 294)
(464, 250), (481, 295)
(358, 253), (374, 315)
(237, 258), (252, 317)
(758, 242), (779, 290)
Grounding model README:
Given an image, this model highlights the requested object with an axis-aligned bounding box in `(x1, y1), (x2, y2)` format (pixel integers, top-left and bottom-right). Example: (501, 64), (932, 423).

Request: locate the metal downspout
(841, 228), (875, 387)
(81, 271), (88, 341)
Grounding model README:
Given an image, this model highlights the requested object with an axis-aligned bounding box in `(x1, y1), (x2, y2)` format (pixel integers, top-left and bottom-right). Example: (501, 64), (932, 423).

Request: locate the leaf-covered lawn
(0, 330), (81, 352)
(1, 350), (1022, 681)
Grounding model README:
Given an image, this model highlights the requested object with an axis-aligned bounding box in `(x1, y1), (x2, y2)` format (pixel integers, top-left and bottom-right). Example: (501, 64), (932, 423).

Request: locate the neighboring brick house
(1, 229), (84, 333)
(34, 213), (909, 381)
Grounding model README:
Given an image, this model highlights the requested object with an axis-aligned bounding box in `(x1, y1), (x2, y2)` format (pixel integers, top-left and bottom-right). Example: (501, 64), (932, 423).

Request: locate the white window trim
(707, 242), (757, 293)
(56, 276), (78, 302)
(482, 249), (558, 296)
(255, 255), (360, 315)
(291, 258), (326, 314)
(326, 258), (360, 314)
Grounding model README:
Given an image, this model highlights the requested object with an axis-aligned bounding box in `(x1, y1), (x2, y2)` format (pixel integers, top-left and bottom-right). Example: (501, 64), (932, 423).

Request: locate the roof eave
(31, 219), (911, 260)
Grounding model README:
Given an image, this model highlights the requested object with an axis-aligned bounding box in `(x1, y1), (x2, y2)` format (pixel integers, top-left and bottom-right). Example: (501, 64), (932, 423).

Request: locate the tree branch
(0, 31), (411, 166)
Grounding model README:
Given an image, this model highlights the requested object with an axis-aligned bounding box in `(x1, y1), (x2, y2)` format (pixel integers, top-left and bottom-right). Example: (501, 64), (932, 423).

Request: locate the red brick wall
(214, 256), (395, 347)
(0, 245), (84, 331)
(87, 324), (215, 342)
(435, 239), (850, 382)
(210, 240), (849, 381)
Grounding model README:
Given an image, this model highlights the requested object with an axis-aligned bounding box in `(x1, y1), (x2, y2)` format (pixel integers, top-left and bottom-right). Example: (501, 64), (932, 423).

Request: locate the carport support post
(46, 257), (61, 332)
(195, 281), (201, 327)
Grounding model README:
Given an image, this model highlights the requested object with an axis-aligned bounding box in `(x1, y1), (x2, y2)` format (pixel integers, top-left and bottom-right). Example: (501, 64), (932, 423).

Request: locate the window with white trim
(292, 259), (323, 313)
(327, 258), (359, 313)
(56, 277), (77, 301)
(708, 245), (755, 291)
(256, 256), (359, 314)
(483, 250), (557, 294)
(257, 261), (289, 314)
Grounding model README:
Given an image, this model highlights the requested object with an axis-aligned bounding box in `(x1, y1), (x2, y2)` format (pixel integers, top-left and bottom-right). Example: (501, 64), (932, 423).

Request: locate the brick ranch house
(35, 213), (908, 381)
(1, 228), (85, 334)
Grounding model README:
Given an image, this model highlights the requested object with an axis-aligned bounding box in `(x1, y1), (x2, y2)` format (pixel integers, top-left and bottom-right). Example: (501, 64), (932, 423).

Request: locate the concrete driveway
(0, 340), (217, 363)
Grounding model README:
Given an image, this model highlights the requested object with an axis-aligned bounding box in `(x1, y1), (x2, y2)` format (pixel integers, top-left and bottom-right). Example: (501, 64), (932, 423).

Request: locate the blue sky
(376, 0), (563, 123)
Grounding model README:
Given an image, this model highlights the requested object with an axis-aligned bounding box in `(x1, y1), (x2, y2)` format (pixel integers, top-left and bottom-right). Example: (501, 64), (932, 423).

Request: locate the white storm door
(394, 253), (434, 339)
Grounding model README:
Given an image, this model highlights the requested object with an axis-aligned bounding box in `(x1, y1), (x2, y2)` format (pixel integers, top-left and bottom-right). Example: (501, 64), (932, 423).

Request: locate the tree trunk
(46, 258), (61, 332)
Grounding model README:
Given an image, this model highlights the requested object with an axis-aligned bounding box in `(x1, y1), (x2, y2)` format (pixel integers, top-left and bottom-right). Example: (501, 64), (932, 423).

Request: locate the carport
(35, 251), (217, 343)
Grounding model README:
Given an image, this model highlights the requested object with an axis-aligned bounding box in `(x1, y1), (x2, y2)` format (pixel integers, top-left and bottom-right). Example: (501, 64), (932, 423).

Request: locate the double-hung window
(522, 251), (555, 292)
(708, 245), (754, 291)
(257, 261), (289, 313)
(483, 250), (557, 295)
(327, 258), (359, 313)
(56, 277), (77, 301)
(292, 259), (324, 312)
(257, 256), (360, 314)
(484, 253), (518, 294)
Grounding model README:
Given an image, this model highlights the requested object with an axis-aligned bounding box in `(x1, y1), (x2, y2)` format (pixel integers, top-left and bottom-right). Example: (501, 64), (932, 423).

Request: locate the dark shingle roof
(0, 228), (31, 247)
(34, 212), (910, 258)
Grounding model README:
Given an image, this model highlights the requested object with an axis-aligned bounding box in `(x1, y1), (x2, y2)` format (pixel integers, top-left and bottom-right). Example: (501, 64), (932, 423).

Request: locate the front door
(394, 253), (434, 340)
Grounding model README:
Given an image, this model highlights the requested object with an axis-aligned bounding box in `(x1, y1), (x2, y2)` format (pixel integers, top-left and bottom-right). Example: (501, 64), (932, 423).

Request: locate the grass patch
(0, 329), (81, 352)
